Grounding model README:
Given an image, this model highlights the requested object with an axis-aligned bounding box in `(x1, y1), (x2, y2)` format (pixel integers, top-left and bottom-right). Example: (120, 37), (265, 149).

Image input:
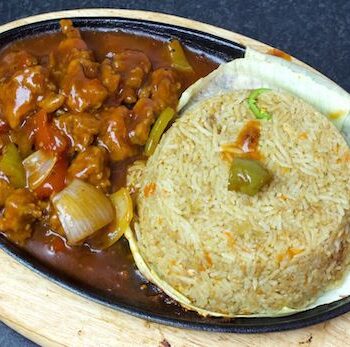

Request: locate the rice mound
(128, 90), (350, 316)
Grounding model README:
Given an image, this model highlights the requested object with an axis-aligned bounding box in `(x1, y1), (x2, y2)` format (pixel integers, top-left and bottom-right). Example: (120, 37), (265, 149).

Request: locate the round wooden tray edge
(0, 9), (349, 347)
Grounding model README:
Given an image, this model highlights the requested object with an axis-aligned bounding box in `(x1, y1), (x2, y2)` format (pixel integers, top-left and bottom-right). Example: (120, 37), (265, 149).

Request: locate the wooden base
(1, 9), (349, 346)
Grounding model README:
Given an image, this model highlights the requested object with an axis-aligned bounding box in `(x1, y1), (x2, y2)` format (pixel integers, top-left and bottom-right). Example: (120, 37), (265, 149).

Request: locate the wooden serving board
(1, 9), (349, 347)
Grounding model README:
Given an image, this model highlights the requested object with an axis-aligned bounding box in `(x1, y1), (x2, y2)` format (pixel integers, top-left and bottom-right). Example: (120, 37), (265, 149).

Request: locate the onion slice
(52, 179), (114, 245)
(23, 150), (57, 190)
(87, 187), (133, 250)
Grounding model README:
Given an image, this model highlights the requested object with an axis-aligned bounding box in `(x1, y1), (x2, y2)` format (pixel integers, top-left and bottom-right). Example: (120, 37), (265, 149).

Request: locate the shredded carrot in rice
(277, 247), (303, 263)
(224, 231), (235, 248)
(298, 132), (308, 140)
(279, 194), (289, 201)
(339, 152), (350, 163)
(280, 167), (291, 174)
(204, 251), (213, 267)
(287, 247), (303, 257)
(144, 182), (156, 197)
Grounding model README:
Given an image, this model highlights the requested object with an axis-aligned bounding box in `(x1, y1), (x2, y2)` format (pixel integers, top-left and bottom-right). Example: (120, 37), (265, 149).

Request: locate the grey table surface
(0, 0), (349, 346)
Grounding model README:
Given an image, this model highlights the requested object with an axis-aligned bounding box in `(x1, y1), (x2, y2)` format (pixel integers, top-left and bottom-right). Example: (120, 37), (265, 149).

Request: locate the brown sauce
(221, 120), (262, 161)
(235, 120), (261, 160)
(268, 47), (292, 61)
(0, 30), (218, 313)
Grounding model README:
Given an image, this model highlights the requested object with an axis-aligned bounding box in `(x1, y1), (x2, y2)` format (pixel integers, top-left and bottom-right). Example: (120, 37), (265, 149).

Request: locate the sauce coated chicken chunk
(0, 189), (43, 243)
(67, 146), (111, 191)
(98, 106), (137, 161)
(0, 66), (52, 128)
(55, 112), (100, 152)
(0, 19), (209, 248)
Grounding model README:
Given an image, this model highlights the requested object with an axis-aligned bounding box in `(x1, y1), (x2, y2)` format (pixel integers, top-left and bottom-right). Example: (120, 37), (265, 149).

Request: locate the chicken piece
(49, 19), (99, 89)
(100, 59), (121, 93)
(98, 106), (138, 161)
(50, 20), (91, 73)
(131, 68), (180, 145)
(0, 50), (38, 81)
(40, 201), (65, 236)
(54, 112), (100, 152)
(129, 98), (155, 145)
(120, 86), (138, 104)
(0, 189), (42, 244)
(0, 66), (51, 128)
(9, 117), (35, 158)
(67, 146), (111, 192)
(0, 179), (14, 206)
(50, 20), (108, 112)
(60, 19), (81, 39)
(38, 93), (65, 113)
(112, 50), (151, 104)
(149, 68), (181, 113)
(61, 59), (108, 112)
(50, 44), (94, 83)
(113, 50), (151, 88)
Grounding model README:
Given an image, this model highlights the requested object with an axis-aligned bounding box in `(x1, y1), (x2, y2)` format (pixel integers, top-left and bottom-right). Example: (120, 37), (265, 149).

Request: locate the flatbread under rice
(127, 90), (350, 316)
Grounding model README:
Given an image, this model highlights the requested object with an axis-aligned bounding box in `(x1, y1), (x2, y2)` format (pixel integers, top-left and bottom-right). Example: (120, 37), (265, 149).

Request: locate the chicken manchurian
(0, 19), (216, 253)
